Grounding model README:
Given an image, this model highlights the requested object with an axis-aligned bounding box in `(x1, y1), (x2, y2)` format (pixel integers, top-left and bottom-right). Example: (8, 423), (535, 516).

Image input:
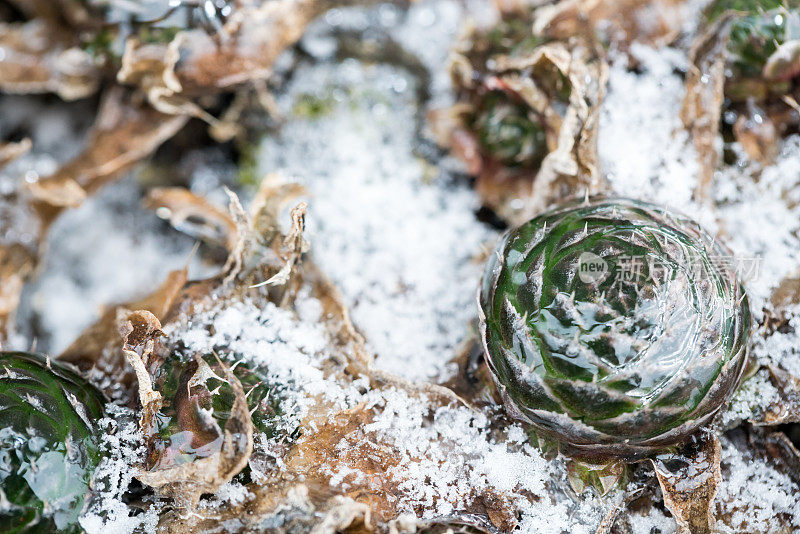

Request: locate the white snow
(2, 1), (799, 532)
(254, 59), (493, 383)
(716, 435), (800, 533)
(599, 44), (707, 226)
(80, 405), (160, 534)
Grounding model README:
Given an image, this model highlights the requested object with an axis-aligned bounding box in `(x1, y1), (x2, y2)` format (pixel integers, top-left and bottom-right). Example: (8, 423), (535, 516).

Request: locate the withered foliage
(0, 0), (366, 346)
(2, 0), (800, 533)
(651, 435), (721, 534)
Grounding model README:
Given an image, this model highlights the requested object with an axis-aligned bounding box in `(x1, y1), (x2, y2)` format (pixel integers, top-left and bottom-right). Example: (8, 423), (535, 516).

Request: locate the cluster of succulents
(0, 352), (106, 532)
(479, 198), (751, 461)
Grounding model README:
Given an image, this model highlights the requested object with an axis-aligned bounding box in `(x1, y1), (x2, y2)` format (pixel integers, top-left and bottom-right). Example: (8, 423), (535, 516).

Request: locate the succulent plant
(702, 1), (800, 101)
(472, 91), (549, 168)
(478, 198), (751, 460)
(0, 351), (106, 532)
(452, 15), (553, 171)
(146, 352), (285, 471)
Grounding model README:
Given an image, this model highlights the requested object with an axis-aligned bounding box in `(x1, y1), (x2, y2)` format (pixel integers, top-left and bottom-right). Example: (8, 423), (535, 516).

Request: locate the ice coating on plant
(0, 351), (106, 532)
(145, 352), (282, 471)
(479, 197), (751, 460)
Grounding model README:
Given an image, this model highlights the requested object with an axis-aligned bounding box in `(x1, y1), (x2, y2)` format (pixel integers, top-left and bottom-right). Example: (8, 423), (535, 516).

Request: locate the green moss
(82, 28), (116, 59)
(292, 93), (337, 119)
(236, 140), (261, 189)
(136, 25), (182, 45)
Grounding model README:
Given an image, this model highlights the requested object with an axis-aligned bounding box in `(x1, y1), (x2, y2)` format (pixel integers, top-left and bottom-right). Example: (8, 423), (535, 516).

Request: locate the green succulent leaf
(0, 351), (106, 533)
(710, 2), (800, 101)
(479, 198), (751, 460)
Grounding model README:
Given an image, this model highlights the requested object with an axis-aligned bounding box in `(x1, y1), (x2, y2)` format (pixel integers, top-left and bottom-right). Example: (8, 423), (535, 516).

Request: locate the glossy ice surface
(479, 198), (751, 459)
(0, 352), (106, 532)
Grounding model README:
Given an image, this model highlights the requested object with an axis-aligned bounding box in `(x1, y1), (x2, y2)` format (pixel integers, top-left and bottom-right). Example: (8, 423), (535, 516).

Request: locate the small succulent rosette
(478, 197), (751, 460)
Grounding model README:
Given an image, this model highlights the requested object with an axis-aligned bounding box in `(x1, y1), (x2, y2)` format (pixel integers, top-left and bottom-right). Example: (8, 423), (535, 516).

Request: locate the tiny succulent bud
(478, 198), (751, 460)
(145, 353), (284, 471)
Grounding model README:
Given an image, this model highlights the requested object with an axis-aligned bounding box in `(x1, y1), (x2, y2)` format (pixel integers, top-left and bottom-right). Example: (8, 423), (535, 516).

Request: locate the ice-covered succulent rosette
(145, 352), (283, 471)
(478, 198), (751, 460)
(0, 351), (106, 532)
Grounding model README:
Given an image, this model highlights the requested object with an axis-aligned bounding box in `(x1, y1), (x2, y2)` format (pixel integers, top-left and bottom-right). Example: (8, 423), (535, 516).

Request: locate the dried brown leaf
(117, 0), (360, 116)
(652, 434), (722, 534)
(0, 138), (32, 169)
(250, 202), (309, 288)
(757, 365), (800, 425)
(681, 14), (733, 204)
(136, 356), (254, 510)
(525, 44), (609, 218)
(310, 496), (373, 534)
(534, 0), (686, 49)
(0, 244), (36, 348)
(31, 87), (188, 201)
(118, 309), (165, 433)
(733, 104), (779, 164)
(58, 268), (188, 394)
(6, 0), (95, 30)
(145, 187), (239, 251)
(0, 20), (99, 100)
(0, 89), (188, 340)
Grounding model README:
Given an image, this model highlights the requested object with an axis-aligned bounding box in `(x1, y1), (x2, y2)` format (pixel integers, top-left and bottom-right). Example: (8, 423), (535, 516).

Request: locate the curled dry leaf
(0, 20), (100, 100)
(0, 138), (34, 347)
(523, 44), (609, 217)
(250, 202), (309, 288)
(681, 14), (733, 204)
(0, 138), (32, 169)
(733, 102), (779, 164)
(651, 434), (722, 534)
(135, 354), (254, 510)
(119, 309), (165, 433)
(145, 187), (240, 251)
(758, 429), (800, 488)
(58, 268), (188, 397)
(533, 0), (686, 49)
(0, 244), (36, 348)
(0, 88), (189, 343)
(5, 0), (96, 31)
(310, 495), (372, 534)
(116, 0), (360, 116)
(29, 87), (188, 205)
(759, 365), (800, 425)
(117, 308), (255, 510)
(249, 173), (309, 245)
